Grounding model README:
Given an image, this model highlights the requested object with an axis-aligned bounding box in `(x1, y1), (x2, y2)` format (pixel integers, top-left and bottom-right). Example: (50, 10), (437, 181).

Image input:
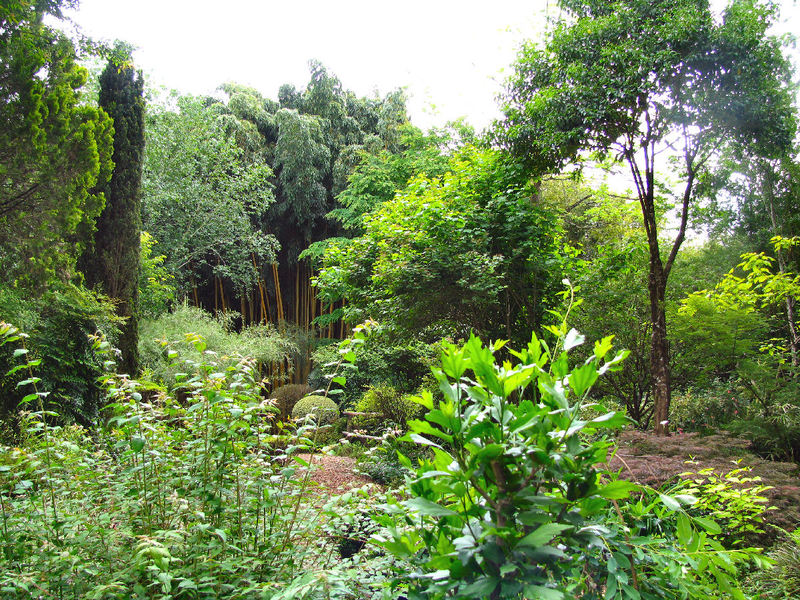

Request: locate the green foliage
(218, 62), (410, 274)
(138, 231), (176, 318)
(272, 107), (332, 259)
(329, 124), (452, 232)
(0, 9), (114, 286)
(292, 395), (340, 426)
(745, 528), (800, 599)
(354, 384), (423, 430)
(310, 334), (438, 407)
(142, 94), (278, 296)
(672, 293), (768, 385)
(316, 146), (560, 344)
(500, 0), (797, 434)
(270, 383), (311, 422)
(500, 0), (795, 176)
(692, 237), (800, 319)
(356, 434), (431, 488)
(680, 236), (800, 459)
(139, 304), (295, 386)
(566, 236), (654, 427)
(0, 327), (392, 598)
(727, 409), (800, 463)
(669, 380), (747, 433)
(0, 284), (121, 429)
(375, 325), (761, 599)
(81, 55), (146, 375)
(669, 464), (772, 547)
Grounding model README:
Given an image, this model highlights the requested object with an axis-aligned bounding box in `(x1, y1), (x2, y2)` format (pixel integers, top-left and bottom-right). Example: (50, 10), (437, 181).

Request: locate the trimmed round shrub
(270, 383), (311, 421)
(292, 395), (339, 425)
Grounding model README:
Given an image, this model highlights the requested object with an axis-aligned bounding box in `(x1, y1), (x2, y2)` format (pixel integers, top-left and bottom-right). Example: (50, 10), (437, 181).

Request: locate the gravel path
(297, 453), (377, 494)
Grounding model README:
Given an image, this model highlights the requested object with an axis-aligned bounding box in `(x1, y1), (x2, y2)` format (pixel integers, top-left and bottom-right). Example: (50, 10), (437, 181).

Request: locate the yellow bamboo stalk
(218, 276), (227, 313)
(294, 262), (300, 325)
(272, 263), (284, 324)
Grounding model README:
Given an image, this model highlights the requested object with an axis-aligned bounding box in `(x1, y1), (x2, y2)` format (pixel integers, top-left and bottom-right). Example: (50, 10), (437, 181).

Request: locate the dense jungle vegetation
(2, 0), (800, 597)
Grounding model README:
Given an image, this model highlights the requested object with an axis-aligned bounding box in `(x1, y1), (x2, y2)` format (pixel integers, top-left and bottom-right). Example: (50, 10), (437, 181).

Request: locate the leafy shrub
(375, 326), (763, 599)
(353, 384), (423, 432)
(356, 433), (431, 487)
(310, 334), (438, 407)
(292, 395), (340, 425)
(0, 284), (120, 430)
(139, 303), (295, 385)
(138, 231), (176, 318)
(271, 383), (311, 421)
(263, 434), (293, 452)
(667, 464), (772, 547)
(670, 380), (747, 432)
(671, 372), (800, 461)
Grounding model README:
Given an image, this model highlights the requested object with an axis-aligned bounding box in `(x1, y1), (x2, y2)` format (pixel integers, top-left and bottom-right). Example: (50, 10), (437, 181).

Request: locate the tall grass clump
(139, 304), (296, 386)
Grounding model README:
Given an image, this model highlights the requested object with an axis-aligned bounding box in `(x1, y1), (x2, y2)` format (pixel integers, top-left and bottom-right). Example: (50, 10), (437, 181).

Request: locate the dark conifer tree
(82, 58), (145, 375)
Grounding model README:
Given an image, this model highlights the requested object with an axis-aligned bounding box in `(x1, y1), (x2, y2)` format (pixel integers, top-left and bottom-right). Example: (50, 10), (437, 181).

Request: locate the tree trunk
(628, 137), (687, 436)
(649, 255), (671, 435)
(764, 162), (800, 368)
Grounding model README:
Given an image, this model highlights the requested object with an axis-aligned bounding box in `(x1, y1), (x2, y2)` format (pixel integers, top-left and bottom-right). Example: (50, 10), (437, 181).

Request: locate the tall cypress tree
(82, 58), (145, 375)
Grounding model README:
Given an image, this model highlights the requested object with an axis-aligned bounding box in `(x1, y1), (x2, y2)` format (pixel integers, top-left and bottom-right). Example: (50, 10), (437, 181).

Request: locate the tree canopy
(499, 0), (797, 433)
(80, 57), (145, 375)
(0, 6), (113, 286)
(316, 147), (560, 343)
(142, 95), (278, 298)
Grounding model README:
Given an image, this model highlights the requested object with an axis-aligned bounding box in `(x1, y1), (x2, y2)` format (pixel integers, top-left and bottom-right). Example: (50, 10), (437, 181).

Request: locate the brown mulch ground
(297, 453), (378, 495)
(609, 430), (800, 539)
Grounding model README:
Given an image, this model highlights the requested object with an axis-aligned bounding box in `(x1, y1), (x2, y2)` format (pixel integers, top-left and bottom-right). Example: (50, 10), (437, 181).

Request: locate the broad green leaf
(540, 382), (568, 410)
(658, 493), (681, 511)
(677, 512), (693, 545)
(605, 573), (618, 599)
(407, 432), (444, 449)
(412, 391), (434, 410)
(523, 584), (564, 600)
(587, 411), (629, 429)
(130, 436), (146, 452)
(595, 480), (638, 499)
(461, 577), (498, 596)
(472, 444), (504, 463)
(19, 393), (38, 405)
(594, 335), (615, 360)
(568, 363), (599, 397)
(407, 419), (453, 443)
(404, 497), (459, 517)
(693, 516), (722, 534)
(674, 494), (698, 506)
(518, 523), (572, 547)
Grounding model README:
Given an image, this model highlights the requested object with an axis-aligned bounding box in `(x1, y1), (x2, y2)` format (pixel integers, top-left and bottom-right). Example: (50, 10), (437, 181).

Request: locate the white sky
(65, 0), (799, 134)
(65, 0), (557, 131)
